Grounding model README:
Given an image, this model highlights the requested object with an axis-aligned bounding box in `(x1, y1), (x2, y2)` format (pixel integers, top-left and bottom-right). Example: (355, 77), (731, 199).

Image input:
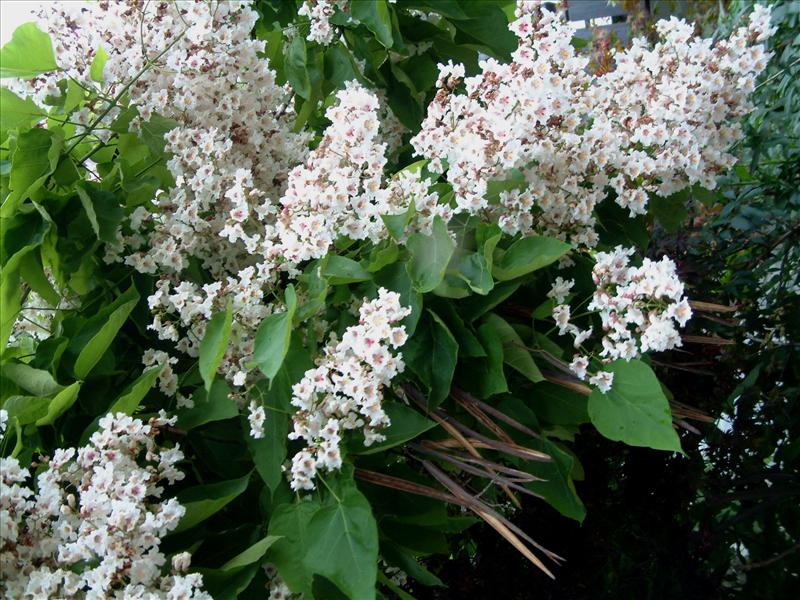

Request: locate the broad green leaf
(434, 302), (485, 357)
(221, 535), (282, 571)
(175, 473), (250, 533)
(179, 379), (237, 430)
(89, 46), (108, 81)
(531, 383), (589, 426)
(73, 287), (139, 379)
(367, 242), (399, 273)
(483, 314), (543, 383)
(194, 566), (261, 600)
(492, 235), (571, 281)
(322, 255), (372, 284)
(303, 478), (379, 600)
(251, 285), (297, 380)
(36, 381), (80, 426)
(0, 23), (58, 78)
(373, 262), (422, 335)
(406, 216), (455, 292)
(456, 225), (502, 294)
(2, 395), (50, 425)
(138, 114), (179, 158)
(199, 301), (233, 392)
(353, 402), (437, 454)
(460, 281), (520, 323)
(2, 128), (63, 217)
(381, 201), (415, 241)
(76, 184), (124, 244)
(19, 251), (59, 306)
(0, 88), (45, 139)
(285, 35), (311, 99)
(404, 310), (458, 407)
(248, 339), (313, 494)
(351, 0), (394, 48)
(459, 323), (507, 398)
(324, 43), (361, 90)
(109, 366), (161, 414)
(588, 359), (682, 452)
(1, 361), (63, 397)
(269, 500), (322, 596)
(0, 216), (50, 348)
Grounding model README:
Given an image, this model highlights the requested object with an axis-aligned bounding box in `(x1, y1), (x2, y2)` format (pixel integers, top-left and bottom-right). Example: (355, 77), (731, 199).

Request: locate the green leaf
(381, 202), (415, 242)
(2, 128), (63, 217)
(588, 360), (682, 452)
(2, 395), (50, 425)
(179, 379), (237, 430)
(460, 323), (507, 398)
(322, 255), (372, 284)
(1, 361), (63, 397)
(0, 23), (58, 78)
(199, 301), (233, 392)
(286, 35), (311, 99)
(35, 381), (80, 426)
(531, 383), (589, 426)
(73, 286), (139, 380)
(76, 184), (124, 244)
(353, 402), (437, 454)
(483, 314), (543, 383)
(89, 46), (108, 82)
(251, 285), (297, 380)
(221, 535), (282, 571)
(109, 366), (161, 414)
(19, 251), (59, 306)
(404, 310), (458, 407)
(373, 262), (422, 335)
(248, 339), (313, 494)
(303, 478), (379, 600)
(406, 216), (455, 292)
(0, 216), (50, 348)
(138, 114), (179, 158)
(269, 500), (322, 596)
(455, 228), (500, 294)
(492, 235), (571, 281)
(351, 0), (394, 48)
(175, 474), (250, 533)
(0, 88), (45, 139)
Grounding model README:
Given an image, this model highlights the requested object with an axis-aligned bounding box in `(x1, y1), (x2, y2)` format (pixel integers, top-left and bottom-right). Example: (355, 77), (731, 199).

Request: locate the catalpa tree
(0, 1), (775, 598)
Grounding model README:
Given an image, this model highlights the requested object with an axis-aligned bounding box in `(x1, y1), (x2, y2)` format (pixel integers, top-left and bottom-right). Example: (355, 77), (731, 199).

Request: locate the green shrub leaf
(199, 301), (233, 392)
(588, 360), (682, 452)
(406, 216), (455, 292)
(251, 285), (297, 380)
(0, 23), (58, 78)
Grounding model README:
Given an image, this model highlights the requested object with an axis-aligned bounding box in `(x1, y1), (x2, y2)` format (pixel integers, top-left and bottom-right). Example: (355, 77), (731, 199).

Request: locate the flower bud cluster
(0, 412), (208, 599)
(288, 288), (410, 490)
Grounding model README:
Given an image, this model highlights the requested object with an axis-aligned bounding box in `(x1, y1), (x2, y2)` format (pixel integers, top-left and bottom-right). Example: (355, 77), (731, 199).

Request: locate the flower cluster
(298, 0), (347, 45)
(0, 412), (208, 599)
(552, 247), (692, 391)
(410, 2), (775, 249)
(288, 288), (410, 490)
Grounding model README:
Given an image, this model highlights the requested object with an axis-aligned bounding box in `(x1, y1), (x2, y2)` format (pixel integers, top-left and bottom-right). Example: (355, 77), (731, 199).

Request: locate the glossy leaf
(0, 23), (58, 78)
(588, 360), (682, 452)
(199, 301), (233, 392)
(406, 216), (455, 292)
(493, 235), (571, 281)
(251, 285), (297, 380)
